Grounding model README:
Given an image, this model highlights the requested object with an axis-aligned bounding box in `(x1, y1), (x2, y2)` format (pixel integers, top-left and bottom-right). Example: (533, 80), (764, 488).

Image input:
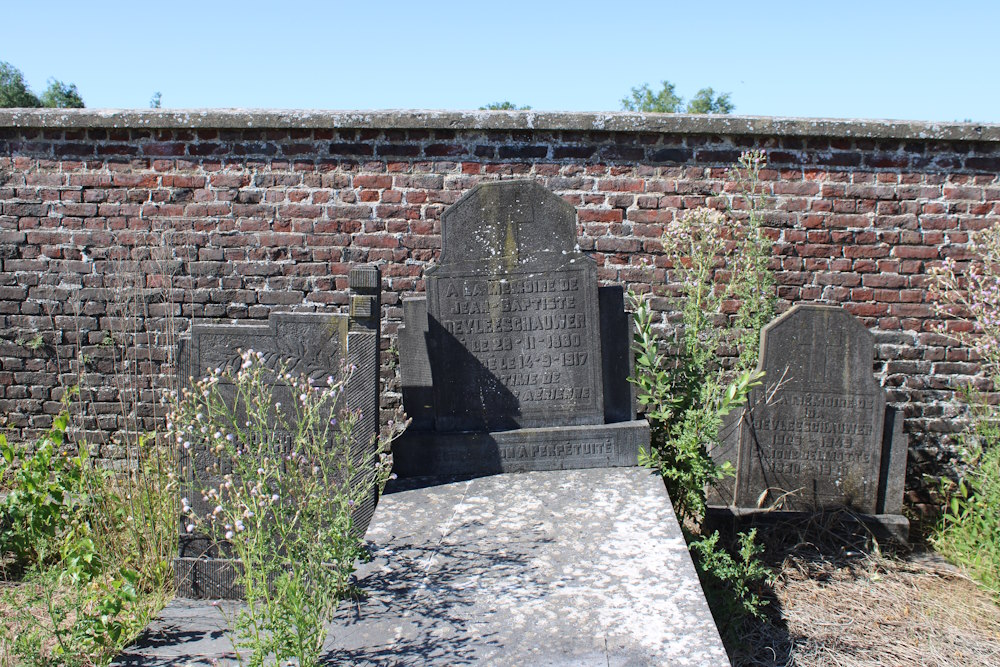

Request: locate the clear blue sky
(5, 1), (999, 123)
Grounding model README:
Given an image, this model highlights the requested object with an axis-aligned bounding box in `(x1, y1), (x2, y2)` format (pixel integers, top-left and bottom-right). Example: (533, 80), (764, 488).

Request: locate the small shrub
(630, 150), (773, 525)
(631, 292), (762, 522)
(1, 410), (85, 571)
(172, 349), (394, 667)
(690, 529), (772, 640)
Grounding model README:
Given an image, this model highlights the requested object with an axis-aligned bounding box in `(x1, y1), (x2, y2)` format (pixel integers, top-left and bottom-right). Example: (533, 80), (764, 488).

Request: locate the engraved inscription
(423, 439), (616, 466)
(423, 180), (606, 431)
(496, 439), (614, 461)
(435, 271), (597, 412)
(752, 391), (877, 481)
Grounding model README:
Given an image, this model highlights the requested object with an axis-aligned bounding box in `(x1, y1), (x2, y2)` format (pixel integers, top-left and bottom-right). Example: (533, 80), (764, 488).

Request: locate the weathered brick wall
(2, 110), (999, 507)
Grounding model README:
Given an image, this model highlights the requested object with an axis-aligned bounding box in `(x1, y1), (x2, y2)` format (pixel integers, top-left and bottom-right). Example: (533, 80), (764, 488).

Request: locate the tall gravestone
(174, 266), (382, 599)
(395, 180), (648, 476)
(710, 305), (908, 535)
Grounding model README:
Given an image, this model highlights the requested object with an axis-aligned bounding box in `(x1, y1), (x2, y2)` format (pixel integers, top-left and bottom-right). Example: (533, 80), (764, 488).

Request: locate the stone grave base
(391, 419), (649, 477)
(173, 557), (242, 601)
(115, 468), (727, 666)
(706, 506), (910, 544)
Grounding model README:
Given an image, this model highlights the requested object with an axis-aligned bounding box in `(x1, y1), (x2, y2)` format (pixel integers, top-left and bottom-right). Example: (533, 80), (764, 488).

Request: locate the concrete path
(115, 468), (728, 666)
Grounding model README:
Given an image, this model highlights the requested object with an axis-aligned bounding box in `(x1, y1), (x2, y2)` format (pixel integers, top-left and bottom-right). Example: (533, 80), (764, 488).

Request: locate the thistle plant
(629, 150), (777, 632)
(635, 152), (774, 523)
(928, 221), (1000, 598)
(170, 349), (393, 667)
(929, 223), (1000, 388)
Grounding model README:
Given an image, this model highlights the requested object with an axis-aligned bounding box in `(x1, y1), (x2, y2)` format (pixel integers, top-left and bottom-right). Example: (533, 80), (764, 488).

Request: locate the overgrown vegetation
(932, 394), (1000, 596)
(0, 400), (175, 666)
(172, 353), (397, 667)
(629, 150), (776, 635)
(0, 233), (179, 665)
(928, 224), (1000, 598)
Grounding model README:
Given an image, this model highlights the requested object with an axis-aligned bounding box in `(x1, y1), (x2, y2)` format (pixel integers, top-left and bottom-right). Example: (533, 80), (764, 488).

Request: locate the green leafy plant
(16, 332), (46, 351)
(630, 151), (774, 524)
(0, 398), (172, 665)
(2, 230), (180, 665)
(632, 292), (763, 521)
(0, 407), (85, 570)
(689, 528), (772, 638)
(172, 350), (396, 667)
(930, 389), (1000, 598)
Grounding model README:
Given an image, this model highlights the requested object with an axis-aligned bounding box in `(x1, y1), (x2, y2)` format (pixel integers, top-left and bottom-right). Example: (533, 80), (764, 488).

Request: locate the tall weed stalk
(629, 150), (776, 632)
(928, 222), (1000, 597)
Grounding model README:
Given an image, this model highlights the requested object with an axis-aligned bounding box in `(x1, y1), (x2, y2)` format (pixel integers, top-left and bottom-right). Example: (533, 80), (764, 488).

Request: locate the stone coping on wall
(1, 108), (998, 142)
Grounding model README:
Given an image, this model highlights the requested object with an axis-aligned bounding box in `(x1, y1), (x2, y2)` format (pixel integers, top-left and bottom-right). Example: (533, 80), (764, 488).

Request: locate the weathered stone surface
(397, 180), (648, 475)
(115, 469), (729, 666)
(4, 108), (997, 143)
(174, 267), (382, 599)
(392, 421), (649, 477)
(425, 180), (604, 431)
(399, 297), (434, 431)
(712, 305), (908, 520)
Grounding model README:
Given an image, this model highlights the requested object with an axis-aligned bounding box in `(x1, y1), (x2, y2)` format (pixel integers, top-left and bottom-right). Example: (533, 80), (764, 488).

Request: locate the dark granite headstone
(396, 181), (648, 476)
(425, 179), (605, 431)
(174, 266), (382, 599)
(711, 305), (908, 529)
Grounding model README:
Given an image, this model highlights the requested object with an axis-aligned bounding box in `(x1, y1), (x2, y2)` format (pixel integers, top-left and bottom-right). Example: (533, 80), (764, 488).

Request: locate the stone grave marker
(174, 266), (382, 599)
(711, 304), (908, 531)
(395, 180), (648, 476)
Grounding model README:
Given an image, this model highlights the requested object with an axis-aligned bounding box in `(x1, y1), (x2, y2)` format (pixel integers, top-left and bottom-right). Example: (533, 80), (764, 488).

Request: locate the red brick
(354, 174), (393, 189)
(579, 209), (623, 223)
(597, 178), (644, 192)
(893, 246), (939, 260)
(354, 234), (399, 249)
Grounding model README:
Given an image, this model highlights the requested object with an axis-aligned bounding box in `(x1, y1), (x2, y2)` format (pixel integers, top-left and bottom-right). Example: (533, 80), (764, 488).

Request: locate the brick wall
(2, 110), (999, 506)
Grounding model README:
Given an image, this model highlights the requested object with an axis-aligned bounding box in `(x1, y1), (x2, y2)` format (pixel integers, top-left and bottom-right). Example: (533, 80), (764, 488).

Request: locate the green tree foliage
(621, 79), (733, 114)
(480, 101), (531, 110)
(0, 61), (41, 107)
(621, 80), (682, 113)
(686, 87), (733, 114)
(0, 61), (85, 108)
(40, 79), (85, 108)
(149, 91), (162, 109)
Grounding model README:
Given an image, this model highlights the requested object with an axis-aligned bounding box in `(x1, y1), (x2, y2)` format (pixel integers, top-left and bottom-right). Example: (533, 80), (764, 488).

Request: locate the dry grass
(728, 514), (1000, 667)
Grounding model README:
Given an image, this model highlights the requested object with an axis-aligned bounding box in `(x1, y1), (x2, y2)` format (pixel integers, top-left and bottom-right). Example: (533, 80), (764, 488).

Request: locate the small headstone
(174, 266), (382, 599)
(396, 180), (648, 476)
(712, 305), (908, 528)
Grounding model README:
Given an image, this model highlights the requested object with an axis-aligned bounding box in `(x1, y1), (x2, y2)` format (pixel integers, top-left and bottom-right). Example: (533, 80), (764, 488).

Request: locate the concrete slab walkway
(115, 468), (728, 666)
